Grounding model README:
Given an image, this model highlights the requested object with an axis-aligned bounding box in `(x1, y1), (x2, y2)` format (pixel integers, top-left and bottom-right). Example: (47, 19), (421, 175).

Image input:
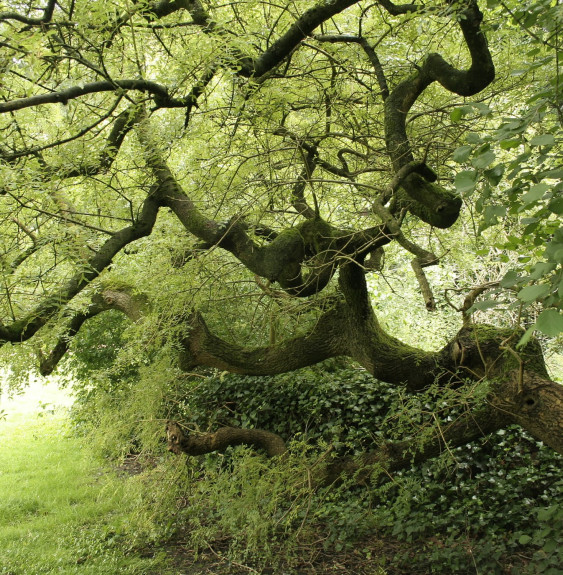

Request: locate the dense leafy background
(0, 0), (562, 573)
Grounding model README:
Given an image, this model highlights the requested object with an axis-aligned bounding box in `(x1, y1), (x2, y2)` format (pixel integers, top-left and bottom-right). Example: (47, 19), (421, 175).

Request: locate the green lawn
(0, 382), (168, 575)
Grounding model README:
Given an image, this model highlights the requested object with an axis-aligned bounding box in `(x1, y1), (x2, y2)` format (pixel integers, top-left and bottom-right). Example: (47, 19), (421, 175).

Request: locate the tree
(0, 0), (562, 475)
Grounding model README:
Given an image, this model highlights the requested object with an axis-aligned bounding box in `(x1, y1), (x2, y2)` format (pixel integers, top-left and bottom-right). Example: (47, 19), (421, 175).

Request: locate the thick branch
(326, 403), (505, 483)
(249, 0), (361, 78)
(178, 307), (348, 374)
(384, 0), (493, 228)
(0, 0), (56, 25)
(167, 421), (287, 458)
(38, 286), (150, 375)
(0, 80), (186, 115)
(139, 121), (391, 297)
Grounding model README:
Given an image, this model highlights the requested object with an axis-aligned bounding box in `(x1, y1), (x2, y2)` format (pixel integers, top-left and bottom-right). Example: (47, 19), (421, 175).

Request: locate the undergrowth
(64, 327), (563, 575)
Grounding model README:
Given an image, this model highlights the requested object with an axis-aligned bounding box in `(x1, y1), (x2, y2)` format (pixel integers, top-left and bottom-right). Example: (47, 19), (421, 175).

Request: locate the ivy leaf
(535, 309), (563, 337)
(518, 534), (532, 545)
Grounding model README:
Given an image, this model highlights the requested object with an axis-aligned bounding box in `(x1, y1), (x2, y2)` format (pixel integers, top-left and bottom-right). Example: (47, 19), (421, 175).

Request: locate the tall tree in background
(0, 0), (562, 469)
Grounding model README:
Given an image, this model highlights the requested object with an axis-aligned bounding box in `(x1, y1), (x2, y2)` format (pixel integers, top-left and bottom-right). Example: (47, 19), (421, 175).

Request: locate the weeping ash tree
(0, 0), (562, 476)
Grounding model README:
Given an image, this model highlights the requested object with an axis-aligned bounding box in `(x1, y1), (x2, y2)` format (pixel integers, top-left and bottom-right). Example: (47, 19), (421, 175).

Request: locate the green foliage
(449, 0), (563, 338)
(64, 310), (129, 381)
(163, 365), (563, 573)
(175, 361), (398, 453)
(377, 427), (563, 574)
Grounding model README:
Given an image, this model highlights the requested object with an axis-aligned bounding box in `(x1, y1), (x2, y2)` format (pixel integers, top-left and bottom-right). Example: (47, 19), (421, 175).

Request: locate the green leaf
(470, 300), (498, 312)
(472, 102), (492, 116)
(450, 107), (464, 122)
(518, 534), (532, 545)
(522, 183), (549, 205)
(466, 132), (482, 144)
(452, 145), (472, 163)
(517, 326), (535, 349)
(500, 270), (519, 288)
(454, 170), (477, 194)
(499, 139), (521, 150)
(471, 150), (495, 169)
(535, 309), (563, 337)
(530, 134), (555, 146)
(529, 262), (555, 280)
(548, 197), (563, 215)
(484, 164), (504, 186)
(518, 284), (550, 302)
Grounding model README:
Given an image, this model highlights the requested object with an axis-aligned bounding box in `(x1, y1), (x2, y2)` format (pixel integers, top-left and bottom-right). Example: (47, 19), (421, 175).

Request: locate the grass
(0, 382), (169, 575)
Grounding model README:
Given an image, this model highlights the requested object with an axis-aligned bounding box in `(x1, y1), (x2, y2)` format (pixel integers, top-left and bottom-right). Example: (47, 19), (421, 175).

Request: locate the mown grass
(0, 400), (168, 575)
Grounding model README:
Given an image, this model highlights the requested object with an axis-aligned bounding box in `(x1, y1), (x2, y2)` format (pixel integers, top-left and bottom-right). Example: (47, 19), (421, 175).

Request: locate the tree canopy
(0, 0), (562, 471)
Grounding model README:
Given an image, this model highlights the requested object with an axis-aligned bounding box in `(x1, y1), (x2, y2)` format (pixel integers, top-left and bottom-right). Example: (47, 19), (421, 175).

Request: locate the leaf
(450, 105), (473, 122)
(450, 107), (464, 122)
(470, 300), (498, 312)
(452, 145), (472, 163)
(529, 262), (556, 280)
(499, 139), (521, 150)
(530, 134), (555, 146)
(466, 132), (482, 144)
(484, 164), (504, 186)
(535, 309), (563, 337)
(517, 284), (550, 302)
(517, 326), (535, 349)
(500, 270), (519, 288)
(472, 102), (492, 116)
(548, 196), (563, 215)
(522, 183), (549, 205)
(455, 170), (478, 194)
(518, 534), (532, 545)
(471, 150), (495, 169)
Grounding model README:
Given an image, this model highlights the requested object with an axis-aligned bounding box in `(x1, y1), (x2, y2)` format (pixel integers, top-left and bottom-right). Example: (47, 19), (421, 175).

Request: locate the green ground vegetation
(0, 398), (170, 575)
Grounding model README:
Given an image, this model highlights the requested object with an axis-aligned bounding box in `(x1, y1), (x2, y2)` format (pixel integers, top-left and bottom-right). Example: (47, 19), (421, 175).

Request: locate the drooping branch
(0, 193), (161, 345)
(37, 286), (150, 375)
(37, 305), (105, 376)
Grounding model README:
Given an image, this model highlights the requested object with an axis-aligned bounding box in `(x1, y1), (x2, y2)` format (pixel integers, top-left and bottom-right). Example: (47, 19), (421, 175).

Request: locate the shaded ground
(155, 532), (393, 575)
